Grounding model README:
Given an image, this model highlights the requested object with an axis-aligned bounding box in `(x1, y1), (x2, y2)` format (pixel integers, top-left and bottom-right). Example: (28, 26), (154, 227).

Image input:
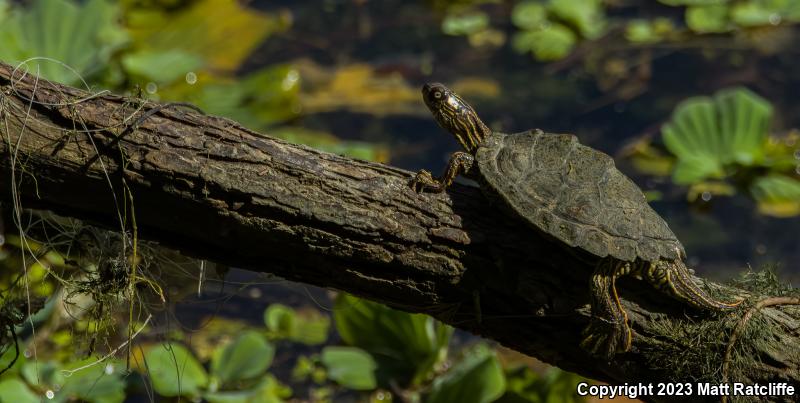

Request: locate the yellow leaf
(126, 0), (291, 72)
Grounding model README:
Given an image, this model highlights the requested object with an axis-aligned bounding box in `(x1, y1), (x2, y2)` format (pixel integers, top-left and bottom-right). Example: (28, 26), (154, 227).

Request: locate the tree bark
(0, 62), (798, 401)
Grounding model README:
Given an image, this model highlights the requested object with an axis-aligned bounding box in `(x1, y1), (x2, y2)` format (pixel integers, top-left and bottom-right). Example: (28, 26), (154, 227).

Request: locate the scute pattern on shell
(476, 129), (684, 262)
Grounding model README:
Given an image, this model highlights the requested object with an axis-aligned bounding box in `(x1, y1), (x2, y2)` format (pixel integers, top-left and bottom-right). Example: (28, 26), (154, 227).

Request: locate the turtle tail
(641, 260), (742, 311)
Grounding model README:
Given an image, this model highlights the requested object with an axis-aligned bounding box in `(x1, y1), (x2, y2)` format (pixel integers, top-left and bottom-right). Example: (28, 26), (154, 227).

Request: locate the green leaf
(264, 304), (296, 337)
(21, 361), (63, 387)
(441, 11), (489, 36)
(731, 1), (778, 26)
(333, 294), (452, 386)
(548, 0), (606, 39)
(625, 19), (675, 43)
(0, 344), (26, 375)
(121, 50), (204, 84)
(179, 65), (301, 129)
(662, 87), (772, 184)
(144, 342), (208, 397)
(686, 4), (731, 33)
(751, 175), (800, 217)
(659, 0), (730, 6)
(320, 347), (377, 391)
(0, 0), (128, 85)
(426, 344), (505, 403)
(211, 330), (275, 386)
(511, 2), (547, 30)
(0, 378), (38, 403)
(497, 366), (587, 403)
(204, 374), (292, 403)
(58, 360), (126, 403)
(512, 23), (576, 61)
(263, 304), (330, 345)
(126, 0), (288, 73)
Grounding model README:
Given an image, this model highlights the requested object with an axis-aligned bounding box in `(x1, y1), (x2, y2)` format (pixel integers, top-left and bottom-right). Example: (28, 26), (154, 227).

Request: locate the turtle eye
(433, 91), (442, 99)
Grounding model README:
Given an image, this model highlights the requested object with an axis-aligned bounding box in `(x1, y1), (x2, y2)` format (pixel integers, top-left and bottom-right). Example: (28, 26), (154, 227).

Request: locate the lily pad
(662, 87), (772, 184)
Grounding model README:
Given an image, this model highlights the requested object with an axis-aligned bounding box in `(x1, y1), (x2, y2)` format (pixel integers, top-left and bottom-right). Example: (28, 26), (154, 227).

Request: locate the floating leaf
(204, 374), (292, 403)
(333, 294), (452, 386)
(751, 174), (800, 217)
(121, 50), (204, 84)
(300, 63), (419, 116)
(625, 19), (675, 43)
(58, 359), (126, 403)
(162, 64), (301, 129)
(426, 344), (505, 403)
(320, 346), (377, 391)
(687, 181), (737, 202)
(0, 0), (128, 85)
(498, 366), (587, 403)
(264, 304), (330, 345)
(512, 23), (576, 61)
(548, 0), (606, 39)
(686, 4), (731, 33)
(511, 2), (547, 30)
(0, 379), (38, 403)
(442, 11), (489, 36)
(125, 0), (289, 73)
(144, 343), (208, 397)
(658, 0), (730, 6)
(662, 87), (772, 184)
(211, 331), (275, 386)
(622, 137), (676, 177)
(731, 1), (778, 26)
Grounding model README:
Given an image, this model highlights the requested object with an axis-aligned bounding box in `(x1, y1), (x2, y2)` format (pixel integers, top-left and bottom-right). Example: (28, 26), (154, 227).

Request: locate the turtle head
(422, 83), (490, 154)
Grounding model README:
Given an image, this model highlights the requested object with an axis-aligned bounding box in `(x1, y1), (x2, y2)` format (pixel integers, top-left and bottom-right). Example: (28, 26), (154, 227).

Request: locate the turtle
(410, 82), (741, 359)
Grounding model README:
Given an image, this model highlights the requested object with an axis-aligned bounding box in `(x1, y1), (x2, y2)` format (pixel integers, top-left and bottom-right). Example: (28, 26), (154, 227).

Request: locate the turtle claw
(409, 169), (438, 192)
(580, 316), (632, 360)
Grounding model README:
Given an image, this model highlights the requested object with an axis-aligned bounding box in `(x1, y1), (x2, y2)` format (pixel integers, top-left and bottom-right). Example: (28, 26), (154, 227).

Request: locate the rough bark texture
(0, 62), (798, 401)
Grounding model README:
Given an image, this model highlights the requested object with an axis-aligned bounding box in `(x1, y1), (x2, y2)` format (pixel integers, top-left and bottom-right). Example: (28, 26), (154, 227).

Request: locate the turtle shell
(475, 129), (684, 262)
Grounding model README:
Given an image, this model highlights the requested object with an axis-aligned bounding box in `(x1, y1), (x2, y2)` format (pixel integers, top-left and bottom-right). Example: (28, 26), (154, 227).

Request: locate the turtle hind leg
(580, 258), (633, 360)
(640, 260), (742, 311)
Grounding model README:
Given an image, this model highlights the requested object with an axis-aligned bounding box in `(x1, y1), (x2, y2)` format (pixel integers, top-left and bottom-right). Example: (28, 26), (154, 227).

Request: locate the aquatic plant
(0, 0), (128, 85)
(658, 0), (800, 33)
(629, 87), (800, 217)
(511, 0), (606, 61)
(662, 87), (772, 184)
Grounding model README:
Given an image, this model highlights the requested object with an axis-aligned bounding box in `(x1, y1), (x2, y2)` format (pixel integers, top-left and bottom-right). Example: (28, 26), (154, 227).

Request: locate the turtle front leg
(580, 258), (633, 360)
(410, 151), (474, 193)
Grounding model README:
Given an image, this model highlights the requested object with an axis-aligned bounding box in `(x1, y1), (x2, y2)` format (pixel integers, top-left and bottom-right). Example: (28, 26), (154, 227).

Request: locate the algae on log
(0, 62), (798, 399)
